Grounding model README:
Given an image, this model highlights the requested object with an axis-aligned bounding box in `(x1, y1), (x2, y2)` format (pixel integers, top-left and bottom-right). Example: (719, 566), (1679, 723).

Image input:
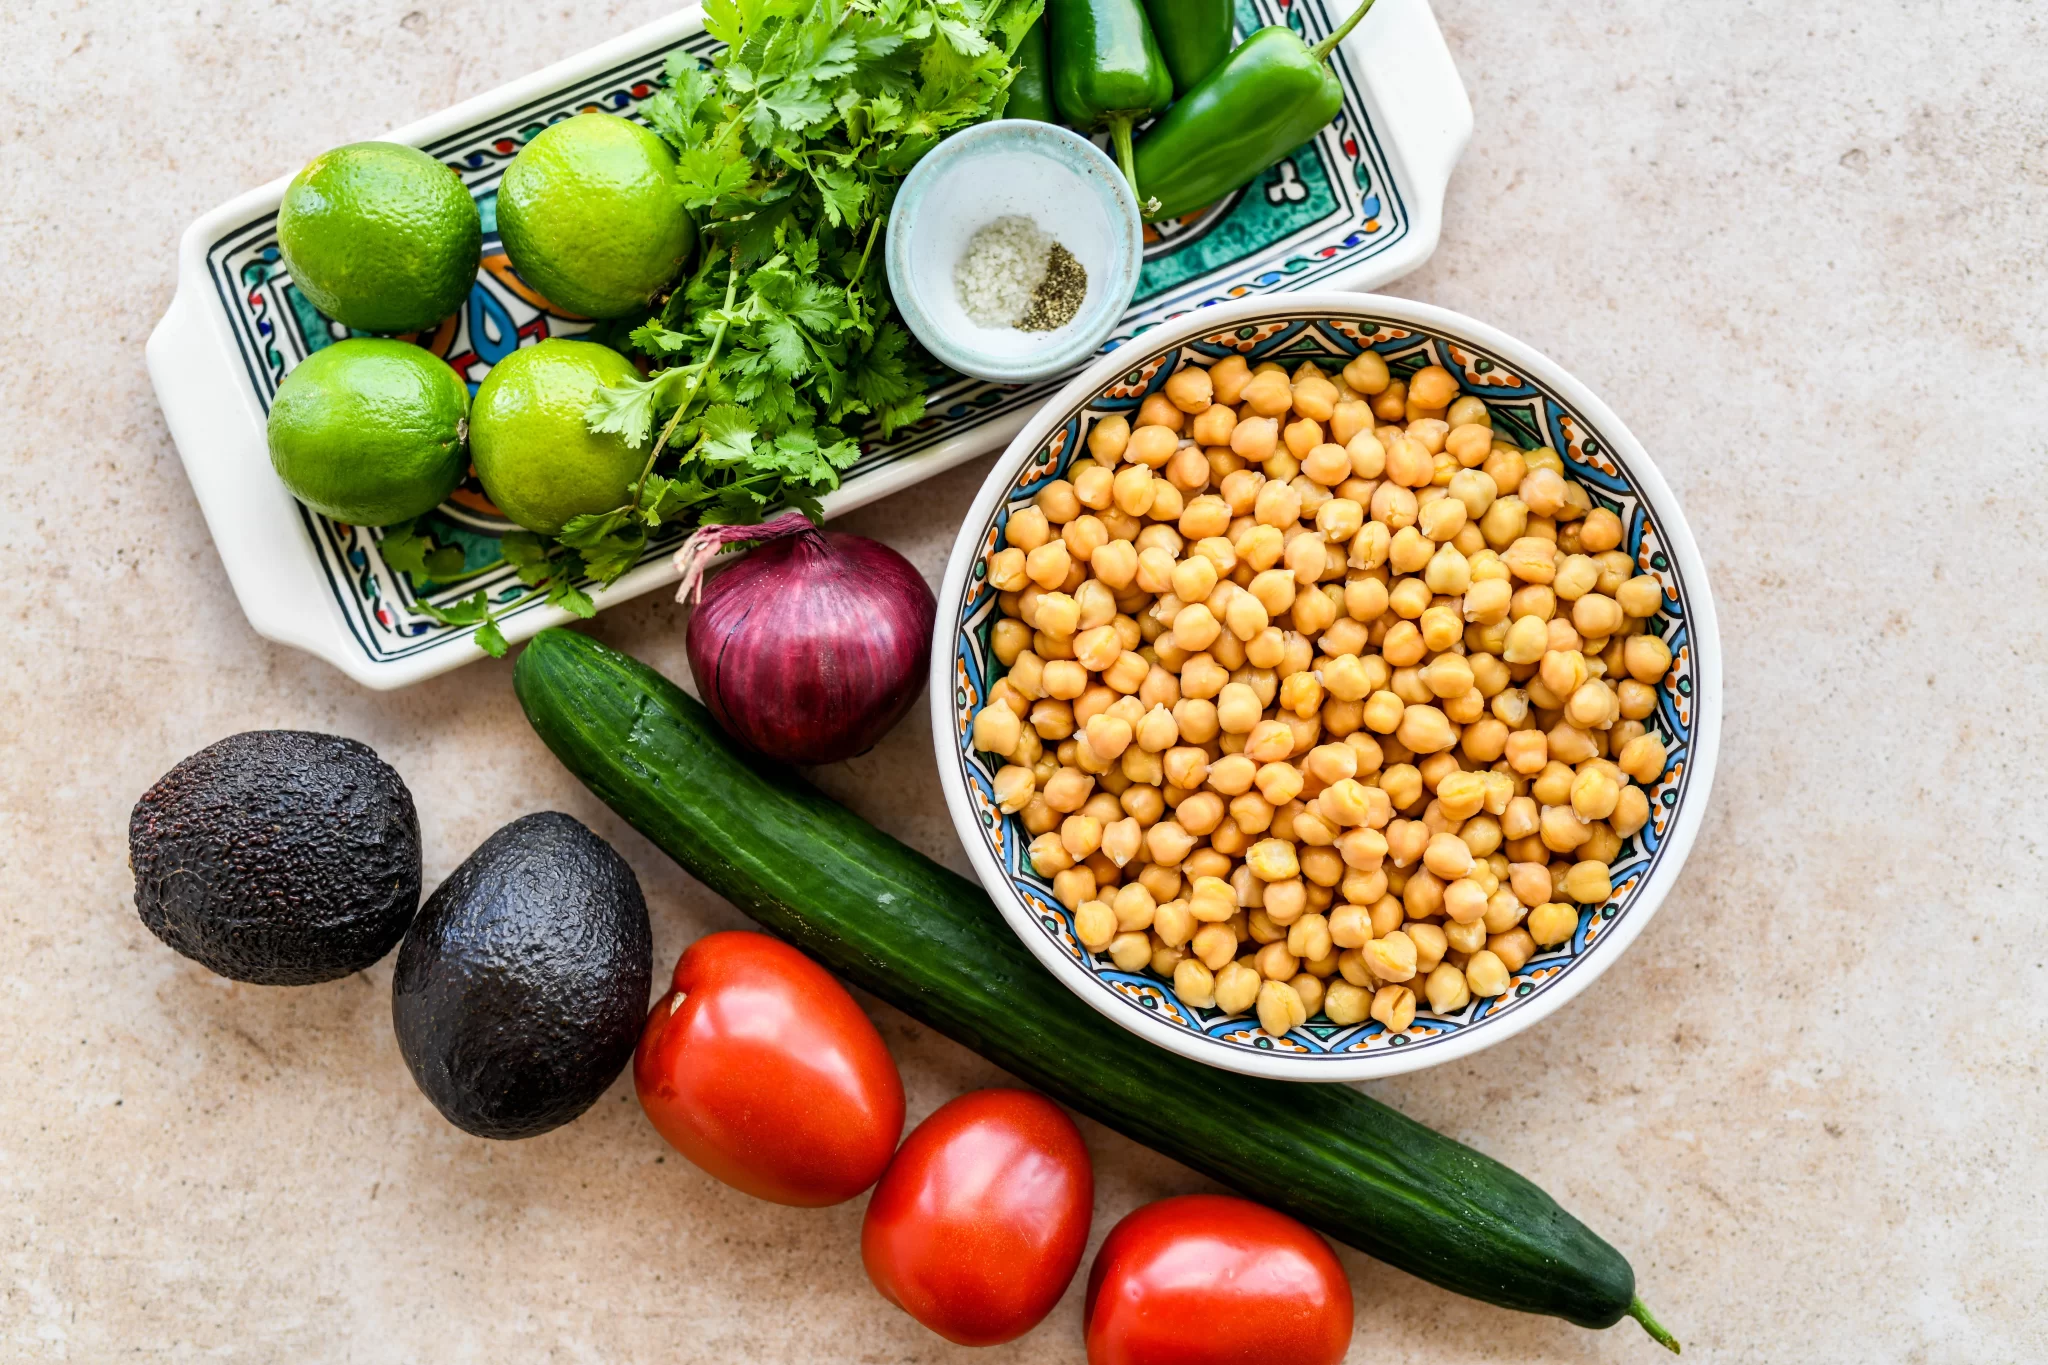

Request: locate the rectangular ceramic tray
(147, 0), (1470, 688)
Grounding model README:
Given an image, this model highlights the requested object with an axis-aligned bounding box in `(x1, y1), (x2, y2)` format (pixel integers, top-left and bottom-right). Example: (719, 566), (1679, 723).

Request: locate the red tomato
(634, 931), (903, 1206)
(862, 1089), (1094, 1346)
(1084, 1194), (1353, 1365)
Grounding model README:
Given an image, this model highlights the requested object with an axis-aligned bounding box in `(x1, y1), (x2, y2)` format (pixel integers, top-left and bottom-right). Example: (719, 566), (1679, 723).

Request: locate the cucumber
(514, 629), (1677, 1350)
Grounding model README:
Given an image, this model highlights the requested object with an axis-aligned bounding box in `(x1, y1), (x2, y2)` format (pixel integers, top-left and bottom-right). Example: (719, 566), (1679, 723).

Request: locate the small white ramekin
(886, 120), (1143, 385)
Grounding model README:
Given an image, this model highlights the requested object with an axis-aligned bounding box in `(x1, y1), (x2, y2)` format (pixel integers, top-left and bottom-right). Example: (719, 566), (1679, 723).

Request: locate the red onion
(673, 511), (937, 765)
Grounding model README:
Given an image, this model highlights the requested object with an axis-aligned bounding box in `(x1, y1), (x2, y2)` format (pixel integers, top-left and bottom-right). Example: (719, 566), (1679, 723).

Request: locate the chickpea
(1502, 536), (1559, 584)
(1488, 927), (1535, 973)
(1464, 949), (1510, 997)
(1211, 960), (1262, 1015)
(1363, 931), (1417, 982)
(1421, 830), (1474, 880)
(1283, 910), (1333, 963)
(1551, 553), (1598, 601)
(1121, 425), (1173, 472)
(1576, 507), (1623, 553)
(1612, 785), (1651, 838)
(1422, 962), (1471, 1014)
(1356, 985), (1412, 1036)
(1370, 481), (1419, 532)
(1478, 494), (1529, 550)
(1291, 370), (1339, 421)
(1035, 590), (1081, 639)
(1329, 399), (1372, 447)
(1335, 350), (1386, 395)
(1104, 650), (1150, 694)
(1052, 866), (1097, 910)
(1005, 505), (1051, 552)
(1249, 938), (1296, 981)
(1561, 860), (1613, 904)
(1284, 534), (1329, 588)
(1617, 574), (1664, 618)
(1163, 365), (1213, 414)
(1174, 697), (1221, 744)
(1407, 921), (1448, 974)
(973, 704), (1022, 756)
(1099, 461), (1154, 518)
(1396, 704), (1456, 755)
(1501, 615), (1548, 665)
(1191, 403), (1238, 448)
(1570, 589), (1623, 638)
(1568, 764), (1621, 821)
(1073, 462), (1118, 509)
(1539, 802), (1591, 854)
(987, 547), (1029, 593)
(1083, 413), (1131, 462)
(1324, 979), (1373, 1025)
(1327, 903), (1372, 950)
(1172, 958), (1217, 1008)
(1071, 897), (1118, 949)
(1624, 634), (1673, 684)
(1206, 354), (1251, 404)
(1234, 368), (1290, 418)
(1405, 364), (1457, 409)
(1180, 495), (1232, 541)
(1527, 901), (1577, 947)
(1232, 837), (1293, 884)
(1508, 860), (1553, 909)
(1300, 441), (1350, 486)
(1384, 435), (1434, 490)
(1230, 414), (1283, 464)
(1564, 679), (1618, 730)
(1133, 392), (1184, 432)
(1255, 979), (1308, 1037)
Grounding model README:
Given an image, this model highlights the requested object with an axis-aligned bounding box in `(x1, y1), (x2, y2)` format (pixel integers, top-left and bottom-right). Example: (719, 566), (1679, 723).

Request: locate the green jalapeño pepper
(1007, 16), (1057, 122)
(1133, 0), (1376, 222)
(1142, 0), (1234, 94)
(1048, 0), (1174, 205)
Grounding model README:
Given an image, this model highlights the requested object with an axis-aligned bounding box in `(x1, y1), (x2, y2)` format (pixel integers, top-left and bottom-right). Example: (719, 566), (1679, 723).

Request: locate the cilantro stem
(422, 557), (507, 587)
(629, 252), (743, 510)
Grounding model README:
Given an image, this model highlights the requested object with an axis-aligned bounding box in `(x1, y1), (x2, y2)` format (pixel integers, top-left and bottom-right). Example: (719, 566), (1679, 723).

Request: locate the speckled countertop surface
(3, 2), (2044, 1360)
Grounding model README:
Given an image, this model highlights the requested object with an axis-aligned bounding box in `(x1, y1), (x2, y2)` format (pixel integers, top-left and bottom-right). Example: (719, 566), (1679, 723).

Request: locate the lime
(267, 339), (470, 527)
(469, 339), (646, 536)
(278, 142), (481, 334)
(496, 112), (695, 319)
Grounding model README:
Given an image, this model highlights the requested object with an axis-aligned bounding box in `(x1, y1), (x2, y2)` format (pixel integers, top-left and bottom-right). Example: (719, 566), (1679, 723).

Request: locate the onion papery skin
(685, 530), (937, 766)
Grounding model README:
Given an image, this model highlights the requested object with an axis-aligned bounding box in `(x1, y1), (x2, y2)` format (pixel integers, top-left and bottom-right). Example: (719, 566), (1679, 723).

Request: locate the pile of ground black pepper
(1018, 243), (1087, 332)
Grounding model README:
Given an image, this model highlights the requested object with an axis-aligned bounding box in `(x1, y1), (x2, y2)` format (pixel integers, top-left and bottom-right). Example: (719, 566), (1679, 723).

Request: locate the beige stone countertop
(3, 1), (2043, 1360)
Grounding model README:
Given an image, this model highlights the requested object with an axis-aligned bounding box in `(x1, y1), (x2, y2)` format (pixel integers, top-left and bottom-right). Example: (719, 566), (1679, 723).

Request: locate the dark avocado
(391, 811), (651, 1140)
(128, 730), (422, 985)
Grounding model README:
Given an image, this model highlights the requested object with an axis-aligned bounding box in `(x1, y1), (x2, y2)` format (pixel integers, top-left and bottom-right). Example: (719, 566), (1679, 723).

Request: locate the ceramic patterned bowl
(931, 293), (1721, 1081)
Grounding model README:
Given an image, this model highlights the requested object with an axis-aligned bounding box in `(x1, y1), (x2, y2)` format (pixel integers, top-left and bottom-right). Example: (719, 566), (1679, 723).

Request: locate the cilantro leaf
(474, 617), (510, 658)
(377, 522), (431, 575)
(696, 404), (760, 464)
(423, 545), (468, 579)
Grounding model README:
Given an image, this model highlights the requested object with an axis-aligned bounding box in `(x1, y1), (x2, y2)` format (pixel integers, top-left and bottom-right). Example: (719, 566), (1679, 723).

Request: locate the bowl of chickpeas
(931, 293), (1721, 1080)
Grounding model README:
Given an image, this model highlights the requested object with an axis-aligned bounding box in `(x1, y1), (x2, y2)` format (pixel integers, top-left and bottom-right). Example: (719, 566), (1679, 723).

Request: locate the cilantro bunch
(405, 0), (1041, 656)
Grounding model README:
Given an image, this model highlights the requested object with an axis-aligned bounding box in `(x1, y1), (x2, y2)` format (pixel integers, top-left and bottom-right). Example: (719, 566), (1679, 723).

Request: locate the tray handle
(146, 272), (377, 683)
(1340, 0), (1474, 217)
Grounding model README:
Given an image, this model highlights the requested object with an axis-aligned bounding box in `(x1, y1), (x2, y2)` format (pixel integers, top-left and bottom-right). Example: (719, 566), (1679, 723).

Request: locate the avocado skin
(128, 730), (422, 985)
(392, 812), (652, 1140)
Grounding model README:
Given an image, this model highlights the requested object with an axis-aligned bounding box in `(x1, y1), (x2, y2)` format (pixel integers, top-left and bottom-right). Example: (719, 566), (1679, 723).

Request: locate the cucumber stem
(1311, 0), (1378, 63)
(1628, 1298), (1681, 1354)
